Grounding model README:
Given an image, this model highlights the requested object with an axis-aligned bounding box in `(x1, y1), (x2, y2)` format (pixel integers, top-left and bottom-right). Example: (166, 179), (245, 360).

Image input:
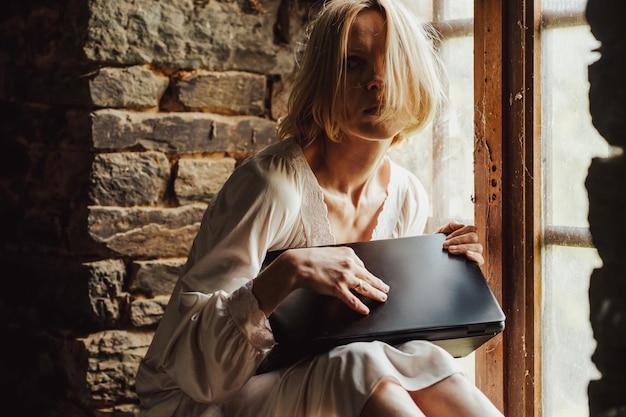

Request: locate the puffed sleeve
(136, 149), (304, 405)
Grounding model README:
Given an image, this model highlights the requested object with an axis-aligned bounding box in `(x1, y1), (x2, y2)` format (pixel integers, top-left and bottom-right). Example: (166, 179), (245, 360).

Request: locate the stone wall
(585, 1), (626, 416)
(1, 0), (624, 416)
(0, 0), (312, 415)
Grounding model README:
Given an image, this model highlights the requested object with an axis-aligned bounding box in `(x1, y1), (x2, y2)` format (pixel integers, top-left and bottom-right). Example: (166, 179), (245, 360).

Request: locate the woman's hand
(436, 222), (485, 266)
(252, 246), (389, 317)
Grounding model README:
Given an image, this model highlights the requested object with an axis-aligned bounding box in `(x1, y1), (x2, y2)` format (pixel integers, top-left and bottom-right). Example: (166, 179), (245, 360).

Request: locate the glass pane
(389, 35), (475, 228)
(542, 246), (602, 417)
(541, 24), (609, 228)
(540, 4), (607, 417)
(438, 0), (473, 20)
(400, 0), (433, 22)
(542, 0), (586, 13)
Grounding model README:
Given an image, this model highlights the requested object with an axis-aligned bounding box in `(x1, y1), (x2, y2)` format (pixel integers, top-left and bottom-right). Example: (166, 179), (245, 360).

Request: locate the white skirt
(222, 340), (463, 417)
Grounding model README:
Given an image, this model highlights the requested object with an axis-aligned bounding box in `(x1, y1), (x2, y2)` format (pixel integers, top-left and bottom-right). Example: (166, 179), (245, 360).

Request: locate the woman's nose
(364, 62), (384, 90)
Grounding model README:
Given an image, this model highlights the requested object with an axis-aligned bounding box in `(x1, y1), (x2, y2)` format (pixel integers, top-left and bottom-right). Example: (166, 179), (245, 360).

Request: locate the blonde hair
(277, 0), (446, 147)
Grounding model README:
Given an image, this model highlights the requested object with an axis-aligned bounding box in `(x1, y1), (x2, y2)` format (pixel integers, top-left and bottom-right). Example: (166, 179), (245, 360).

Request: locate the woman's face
(339, 9), (408, 143)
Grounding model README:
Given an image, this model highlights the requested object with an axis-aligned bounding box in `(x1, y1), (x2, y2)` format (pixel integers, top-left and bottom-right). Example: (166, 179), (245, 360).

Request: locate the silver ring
(354, 279), (362, 290)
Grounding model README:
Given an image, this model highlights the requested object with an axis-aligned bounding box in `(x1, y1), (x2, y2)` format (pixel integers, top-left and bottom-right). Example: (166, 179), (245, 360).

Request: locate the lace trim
(290, 143), (336, 246)
(227, 281), (275, 351)
(288, 141), (402, 244)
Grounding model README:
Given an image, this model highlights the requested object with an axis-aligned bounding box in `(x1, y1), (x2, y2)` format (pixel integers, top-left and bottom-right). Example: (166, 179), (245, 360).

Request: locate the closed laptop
(257, 233), (505, 373)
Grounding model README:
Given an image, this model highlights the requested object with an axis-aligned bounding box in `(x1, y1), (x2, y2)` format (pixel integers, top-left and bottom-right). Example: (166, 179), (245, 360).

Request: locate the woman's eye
(346, 56), (361, 70)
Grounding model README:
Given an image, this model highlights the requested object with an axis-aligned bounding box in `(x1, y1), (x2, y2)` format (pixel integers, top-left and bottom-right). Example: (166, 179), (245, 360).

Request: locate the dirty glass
(540, 1), (608, 416)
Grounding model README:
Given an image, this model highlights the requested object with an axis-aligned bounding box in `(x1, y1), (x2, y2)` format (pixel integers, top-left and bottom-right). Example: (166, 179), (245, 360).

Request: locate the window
(395, 1), (607, 416)
(540, 1), (610, 416)
(472, 1), (614, 416)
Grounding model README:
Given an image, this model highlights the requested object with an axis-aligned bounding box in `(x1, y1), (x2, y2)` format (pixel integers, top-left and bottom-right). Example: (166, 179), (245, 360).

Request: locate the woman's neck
(303, 136), (392, 207)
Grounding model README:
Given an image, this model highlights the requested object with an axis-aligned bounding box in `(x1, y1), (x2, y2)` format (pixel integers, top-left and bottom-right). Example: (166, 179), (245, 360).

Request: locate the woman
(136, 0), (503, 416)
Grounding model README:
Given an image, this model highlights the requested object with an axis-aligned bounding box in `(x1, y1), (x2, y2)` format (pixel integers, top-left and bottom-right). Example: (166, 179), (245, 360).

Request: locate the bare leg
(409, 373), (504, 417)
(361, 378), (426, 417)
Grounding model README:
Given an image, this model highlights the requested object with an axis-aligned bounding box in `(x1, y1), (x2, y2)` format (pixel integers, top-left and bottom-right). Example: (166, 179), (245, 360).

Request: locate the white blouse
(135, 138), (438, 417)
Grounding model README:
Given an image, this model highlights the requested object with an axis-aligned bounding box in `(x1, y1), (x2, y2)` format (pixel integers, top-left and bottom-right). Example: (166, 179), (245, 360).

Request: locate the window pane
(540, 5), (606, 417)
(438, 0), (473, 20)
(389, 34), (475, 228)
(542, 246), (602, 417)
(541, 24), (608, 228)
(542, 0), (586, 13)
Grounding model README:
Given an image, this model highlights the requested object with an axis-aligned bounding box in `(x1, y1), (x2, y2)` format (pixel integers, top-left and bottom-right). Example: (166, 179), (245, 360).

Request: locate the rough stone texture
(1, 0), (320, 415)
(175, 157), (236, 204)
(586, 1), (626, 416)
(130, 258), (186, 296)
(130, 296), (170, 328)
(588, 43), (626, 148)
(176, 70), (267, 115)
(83, 331), (153, 406)
(84, 259), (129, 327)
(90, 151), (171, 207)
(90, 65), (170, 109)
(586, 158), (626, 268)
(586, 157), (626, 417)
(83, 0), (285, 72)
(57, 330), (152, 413)
(91, 109), (279, 153)
(88, 205), (206, 258)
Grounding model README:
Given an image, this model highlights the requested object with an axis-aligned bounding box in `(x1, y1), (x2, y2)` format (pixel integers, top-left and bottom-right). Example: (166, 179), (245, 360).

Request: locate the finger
(352, 278), (388, 303)
(465, 250), (485, 266)
(443, 229), (479, 248)
(445, 243), (485, 266)
(436, 222), (465, 235)
(359, 269), (390, 293)
(346, 251), (390, 293)
(336, 286), (371, 315)
(446, 242), (483, 256)
(444, 224), (476, 240)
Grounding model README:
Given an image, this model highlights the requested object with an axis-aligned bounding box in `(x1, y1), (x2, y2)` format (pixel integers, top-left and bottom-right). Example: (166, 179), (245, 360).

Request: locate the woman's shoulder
(242, 139), (304, 174)
(388, 158), (427, 196)
(219, 139), (308, 210)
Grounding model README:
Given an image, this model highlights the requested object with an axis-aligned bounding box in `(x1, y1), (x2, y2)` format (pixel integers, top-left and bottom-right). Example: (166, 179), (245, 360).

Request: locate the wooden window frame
(474, 1), (542, 417)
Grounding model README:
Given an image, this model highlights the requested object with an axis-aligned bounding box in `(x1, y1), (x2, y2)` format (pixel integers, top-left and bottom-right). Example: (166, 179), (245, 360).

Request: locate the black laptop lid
(258, 233), (505, 373)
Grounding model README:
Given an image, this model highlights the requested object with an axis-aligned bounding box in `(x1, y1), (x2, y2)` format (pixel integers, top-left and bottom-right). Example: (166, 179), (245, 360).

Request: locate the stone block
(90, 65), (169, 109)
(586, 156), (626, 268)
(586, 0), (626, 45)
(130, 258), (186, 296)
(88, 205), (206, 258)
(90, 151), (170, 207)
(176, 70), (266, 115)
(83, 259), (129, 327)
(130, 296), (170, 328)
(175, 157), (236, 204)
(79, 330), (153, 406)
(588, 42), (626, 148)
(91, 109), (279, 153)
(83, 0), (284, 72)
